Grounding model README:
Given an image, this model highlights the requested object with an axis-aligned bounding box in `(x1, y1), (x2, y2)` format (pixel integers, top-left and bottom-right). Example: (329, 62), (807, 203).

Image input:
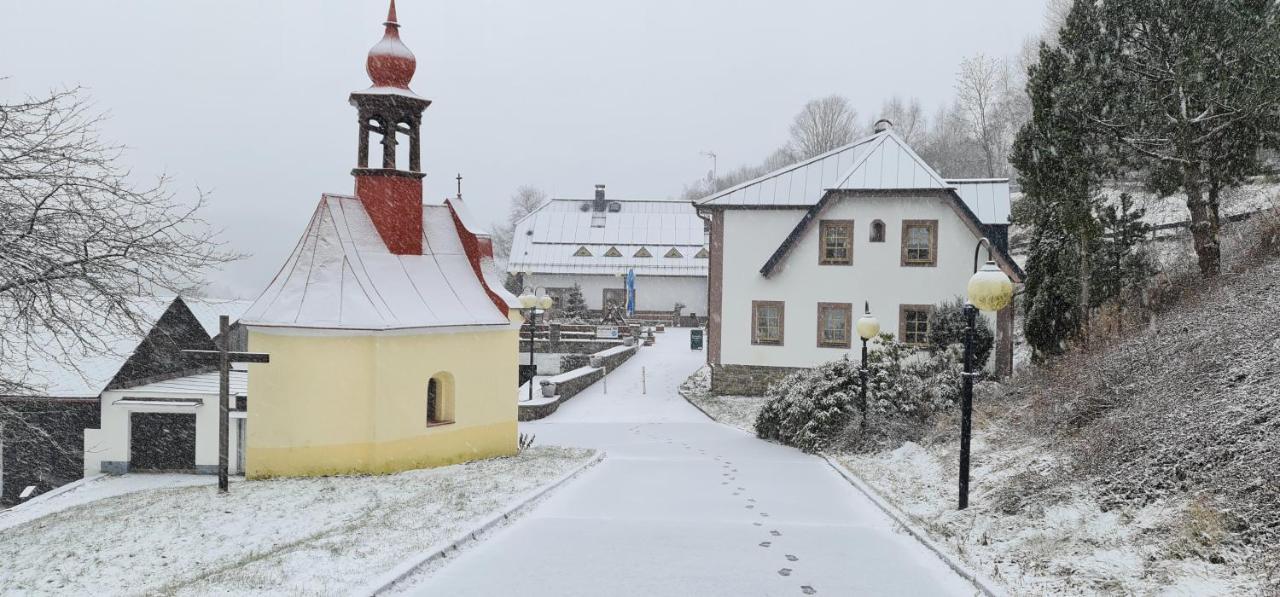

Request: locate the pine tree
(562, 284), (588, 322)
(1058, 0), (1280, 277)
(1091, 193), (1154, 329)
(1010, 42), (1105, 359)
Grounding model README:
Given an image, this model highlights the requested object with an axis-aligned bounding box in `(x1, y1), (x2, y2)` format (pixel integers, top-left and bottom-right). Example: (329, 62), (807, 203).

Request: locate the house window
(819, 220), (853, 265)
(694, 248), (709, 259)
(426, 375), (454, 426)
(604, 246), (622, 257)
(573, 246), (592, 257)
(899, 305), (933, 346)
(634, 247), (652, 258)
(665, 248), (684, 258)
(870, 220), (886, 243)
(817, 302), (852, 348)
(751, 300), (784, 346)
(901, 220), (938, 266)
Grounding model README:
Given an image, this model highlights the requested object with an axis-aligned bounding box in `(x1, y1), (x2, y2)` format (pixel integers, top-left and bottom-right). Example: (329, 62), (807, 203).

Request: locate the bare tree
(955, 54), (1014, 178)
(490, 185), (547, 263)
(0, 86), (235, 391)
(874, 96), (927, 145)
(787, 95), (859, 160)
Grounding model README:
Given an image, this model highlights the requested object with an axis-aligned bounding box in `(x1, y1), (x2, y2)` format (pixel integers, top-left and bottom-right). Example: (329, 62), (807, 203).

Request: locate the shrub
(927, 297), (994, 368)
(755, 334), (965, 453)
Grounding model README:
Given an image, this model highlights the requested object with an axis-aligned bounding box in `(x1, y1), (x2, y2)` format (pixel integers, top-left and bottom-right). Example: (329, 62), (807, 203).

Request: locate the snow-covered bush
(755, 335), (965, 453)
(927, 297), (994, 369)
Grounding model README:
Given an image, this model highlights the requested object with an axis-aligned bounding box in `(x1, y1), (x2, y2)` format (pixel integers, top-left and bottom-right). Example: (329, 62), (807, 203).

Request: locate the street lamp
(519, 290), (554, 403)
(855, 302), (880, 431)
(958, 238), (1014, 510)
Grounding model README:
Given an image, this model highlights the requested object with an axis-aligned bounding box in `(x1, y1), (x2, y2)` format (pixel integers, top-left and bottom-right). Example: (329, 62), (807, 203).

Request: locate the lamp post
(519, 290), (554, 403)
(855, 302), (880, 430)
(958, 238), (1015, 510)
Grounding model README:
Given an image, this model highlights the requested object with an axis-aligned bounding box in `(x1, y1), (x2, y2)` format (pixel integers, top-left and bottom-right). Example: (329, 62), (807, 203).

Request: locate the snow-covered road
(403, 329), (979, 596)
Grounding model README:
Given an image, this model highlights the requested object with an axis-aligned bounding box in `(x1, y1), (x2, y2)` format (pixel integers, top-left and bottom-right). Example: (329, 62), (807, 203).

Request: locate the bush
(927, 297), (994, 369)
(755, 334), (964, 453)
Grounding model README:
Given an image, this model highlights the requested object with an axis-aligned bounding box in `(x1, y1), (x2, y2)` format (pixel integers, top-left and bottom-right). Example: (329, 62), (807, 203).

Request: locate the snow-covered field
(836, 435), (1266, 596)
(678, 367), (768, 434)
(0, 446), (594, 596)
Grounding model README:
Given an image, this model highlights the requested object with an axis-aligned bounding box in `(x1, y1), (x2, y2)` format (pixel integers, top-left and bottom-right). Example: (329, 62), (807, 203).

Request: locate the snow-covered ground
(679, 366), (768, 433)
(837, 434), (1266, 596)
(394, 329), (983, 596)
(0, 446), (594, 596)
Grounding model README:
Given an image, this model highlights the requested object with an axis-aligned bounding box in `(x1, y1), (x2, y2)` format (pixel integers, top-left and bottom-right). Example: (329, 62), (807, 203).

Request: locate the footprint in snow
(800, 585), (816, 594)
(759, 541), (771, 548)
(778, 568), (792, 577)
(770, 530), (781, 537)
(785, 554), (798, 561)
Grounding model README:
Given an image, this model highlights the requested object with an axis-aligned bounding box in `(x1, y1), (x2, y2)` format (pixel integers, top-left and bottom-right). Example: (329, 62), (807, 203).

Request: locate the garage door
(130, 412), (197, 472)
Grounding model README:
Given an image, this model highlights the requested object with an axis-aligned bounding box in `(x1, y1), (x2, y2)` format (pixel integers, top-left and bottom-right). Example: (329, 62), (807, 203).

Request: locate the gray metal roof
(508, 198), (708, 277)
(696, 130), (1011, 225)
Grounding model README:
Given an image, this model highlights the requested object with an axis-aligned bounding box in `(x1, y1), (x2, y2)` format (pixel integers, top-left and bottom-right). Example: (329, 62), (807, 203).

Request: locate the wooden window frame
(898, 304), (934, 347)
(818, 220), (854, 266)
(751, 300), (785, 346)
(816, 302), (852, 349)
(870, 219), (886, 243)
(900, 220), (938, 267)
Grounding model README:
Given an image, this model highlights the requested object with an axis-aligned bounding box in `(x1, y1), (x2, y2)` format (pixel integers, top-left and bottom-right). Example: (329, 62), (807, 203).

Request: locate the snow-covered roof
(697, 130), (1011, 225)
(241, 195), (513, 331)
(0, 296), (225, 399)
(118, 369), (248, 397)
(183, 298), (255, 336)
(508, 198), (708, 277)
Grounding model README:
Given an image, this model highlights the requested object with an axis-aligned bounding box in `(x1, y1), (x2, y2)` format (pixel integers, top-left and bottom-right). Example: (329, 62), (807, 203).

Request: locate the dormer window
(573, 246), (592, 257)
(694, 248), (709, 259)
(634, 247), (652, 258)
(665, 248), (684, 258)
(604, 246), (622, 257)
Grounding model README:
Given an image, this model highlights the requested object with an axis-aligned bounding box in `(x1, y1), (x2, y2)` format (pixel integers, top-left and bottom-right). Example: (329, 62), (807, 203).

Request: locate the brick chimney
(593, 184), (607, 212)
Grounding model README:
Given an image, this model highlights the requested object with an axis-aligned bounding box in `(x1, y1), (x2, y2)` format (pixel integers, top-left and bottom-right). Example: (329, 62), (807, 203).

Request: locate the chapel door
(130, 412), (197, 472)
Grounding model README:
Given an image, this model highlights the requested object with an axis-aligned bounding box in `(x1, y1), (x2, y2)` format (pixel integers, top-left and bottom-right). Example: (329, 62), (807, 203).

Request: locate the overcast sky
(1, 0), (1047, 298)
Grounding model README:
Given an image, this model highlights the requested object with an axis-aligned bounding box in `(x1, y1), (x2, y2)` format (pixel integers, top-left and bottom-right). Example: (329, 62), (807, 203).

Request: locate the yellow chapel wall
(244, 325), (519, 478)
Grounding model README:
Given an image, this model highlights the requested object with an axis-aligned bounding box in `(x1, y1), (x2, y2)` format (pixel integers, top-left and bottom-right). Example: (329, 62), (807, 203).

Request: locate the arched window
(870, 220), (886, 243)
(426, 374), (454, 426)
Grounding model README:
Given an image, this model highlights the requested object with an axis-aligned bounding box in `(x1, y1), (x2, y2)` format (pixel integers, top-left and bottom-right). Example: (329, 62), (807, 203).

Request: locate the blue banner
(625, 269), (636, 317)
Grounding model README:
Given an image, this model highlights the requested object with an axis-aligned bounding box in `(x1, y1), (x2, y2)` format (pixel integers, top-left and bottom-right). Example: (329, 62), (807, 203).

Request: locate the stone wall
(709, 364), (803, 396)
(519, 345), (638, 421)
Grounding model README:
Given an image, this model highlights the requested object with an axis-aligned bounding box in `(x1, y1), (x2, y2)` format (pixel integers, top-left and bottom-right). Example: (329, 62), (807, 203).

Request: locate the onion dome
(366, 0), (416, 89)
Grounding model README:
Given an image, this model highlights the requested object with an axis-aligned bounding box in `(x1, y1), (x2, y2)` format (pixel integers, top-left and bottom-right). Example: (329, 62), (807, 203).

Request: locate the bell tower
(350, 0), (431, 255)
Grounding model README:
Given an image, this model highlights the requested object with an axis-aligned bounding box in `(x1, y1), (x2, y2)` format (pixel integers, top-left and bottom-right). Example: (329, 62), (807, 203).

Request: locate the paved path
(406, 329), (978, 596)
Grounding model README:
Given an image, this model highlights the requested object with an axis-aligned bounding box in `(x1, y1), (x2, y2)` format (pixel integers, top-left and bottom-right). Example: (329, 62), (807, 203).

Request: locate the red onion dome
(366, 0), (416, 89)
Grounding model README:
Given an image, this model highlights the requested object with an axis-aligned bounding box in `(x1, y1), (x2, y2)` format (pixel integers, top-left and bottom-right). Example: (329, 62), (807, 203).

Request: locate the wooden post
(183, 319), (271, 494)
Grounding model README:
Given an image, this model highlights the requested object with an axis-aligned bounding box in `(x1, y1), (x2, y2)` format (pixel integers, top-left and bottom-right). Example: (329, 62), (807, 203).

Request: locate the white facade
(508, 189), (709, 315)
(525, 272), (708, 315)
(717, 196), (998, 369)
(698, 127), (1022, 388)
(84, 371), (247, 475)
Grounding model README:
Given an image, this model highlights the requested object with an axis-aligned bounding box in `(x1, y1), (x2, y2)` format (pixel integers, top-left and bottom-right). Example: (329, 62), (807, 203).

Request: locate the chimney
(873, 119), (894, 134)
(593, 184), (607, 211)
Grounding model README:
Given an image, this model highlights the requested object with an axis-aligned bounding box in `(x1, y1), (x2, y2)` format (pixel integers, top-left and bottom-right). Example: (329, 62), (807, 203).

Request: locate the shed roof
(241, 195), (515, 331)
(508, 198), (708, 277)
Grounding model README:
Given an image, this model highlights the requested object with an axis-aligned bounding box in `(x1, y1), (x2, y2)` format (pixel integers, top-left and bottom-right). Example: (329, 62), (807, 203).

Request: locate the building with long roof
(238, 2), (520, 477)
(696, 120), (1024, 395)
(508, 185), (709, 319)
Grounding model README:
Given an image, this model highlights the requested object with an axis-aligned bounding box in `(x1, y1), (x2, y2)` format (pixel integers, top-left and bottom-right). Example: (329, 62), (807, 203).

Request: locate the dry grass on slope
(1009, 212), (1280, 581)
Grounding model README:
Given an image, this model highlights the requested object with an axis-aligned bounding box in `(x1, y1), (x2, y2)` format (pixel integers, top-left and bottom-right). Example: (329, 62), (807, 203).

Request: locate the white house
(695, 121), (1024, 395)
(507, 185), (709, 320)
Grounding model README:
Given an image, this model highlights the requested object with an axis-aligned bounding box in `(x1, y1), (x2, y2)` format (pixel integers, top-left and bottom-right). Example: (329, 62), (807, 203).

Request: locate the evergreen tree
(926, 297), (994, 369)
(1058, 0), (1280, 277)
(1091, 193), (1154, 311)
(562, 284), (588, 322)
(1009, 42), (1105, 359)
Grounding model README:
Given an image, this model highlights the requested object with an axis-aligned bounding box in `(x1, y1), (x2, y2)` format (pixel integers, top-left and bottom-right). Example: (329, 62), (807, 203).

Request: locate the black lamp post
(854, 302), (880, 430)
(518, 290), (553, 403)
(958, 238), (1014, 510)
